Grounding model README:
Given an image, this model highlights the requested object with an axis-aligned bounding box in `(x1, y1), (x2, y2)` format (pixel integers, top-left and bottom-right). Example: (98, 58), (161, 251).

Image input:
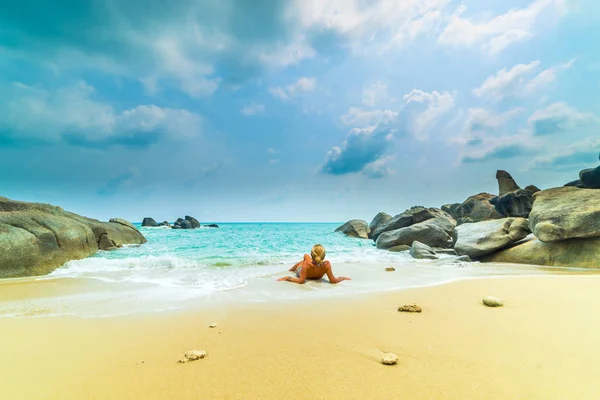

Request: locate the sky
(1, 0), (599, 222)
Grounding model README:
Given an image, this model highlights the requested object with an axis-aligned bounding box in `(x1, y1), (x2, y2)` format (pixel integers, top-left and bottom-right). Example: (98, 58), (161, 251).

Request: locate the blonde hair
(311, 244), (326, 266)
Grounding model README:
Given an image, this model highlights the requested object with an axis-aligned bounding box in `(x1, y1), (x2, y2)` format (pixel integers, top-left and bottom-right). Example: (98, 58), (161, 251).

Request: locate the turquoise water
(0, 223), (564, 318)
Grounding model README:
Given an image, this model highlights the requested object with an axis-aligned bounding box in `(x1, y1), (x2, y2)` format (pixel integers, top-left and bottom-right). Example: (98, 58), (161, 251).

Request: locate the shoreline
(1, 275), (600, 399)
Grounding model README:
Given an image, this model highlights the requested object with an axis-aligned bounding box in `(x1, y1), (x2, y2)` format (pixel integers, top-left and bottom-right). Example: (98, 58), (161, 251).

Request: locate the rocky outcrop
(524, 185), (541, 194)
(441, 203), (460, 219)
(158, 221), (171, 227)
(410, 241), (439, 260)
(454, 218), (531, 259)
(376, 213), (456, 250)
(142, 217), (158, 227)
(481, 236), (600, 268)
(371, 206), (427, 242)
(454, 193), (503, 225)
(388, 245), (411, 252)
(369, 212), (392, 237)
(497, 170), (521, 195)
(185, 216), (201, 228)
(529, 187), (600, 242)
(335, 219), (370, 239)
(179, 220), (192, 229)
(0, 196), (146, 278)
(490, 189), (534, 218)
(580, 166), (600, 189)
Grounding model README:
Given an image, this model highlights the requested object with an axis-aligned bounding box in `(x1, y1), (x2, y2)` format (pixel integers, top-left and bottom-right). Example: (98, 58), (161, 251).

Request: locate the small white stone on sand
(382, 353), (398, 365)
(178, 350), (207, 363)
(209, 323), (217, 328)
(482, 296), (504, 307)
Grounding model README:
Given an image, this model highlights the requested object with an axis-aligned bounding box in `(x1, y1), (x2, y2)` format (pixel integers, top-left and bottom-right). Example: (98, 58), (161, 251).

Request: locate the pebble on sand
(385, 267), (396, 272)
(209, 323), (217, 328)
(482, 296), (504, 307)
(178, 350), (207, 363)
(398, 304), (422, 313)
(382, 353), (398, 365)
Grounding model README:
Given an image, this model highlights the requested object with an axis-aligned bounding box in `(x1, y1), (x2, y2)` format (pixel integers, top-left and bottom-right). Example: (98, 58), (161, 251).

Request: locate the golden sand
(1, 275), (599, 399)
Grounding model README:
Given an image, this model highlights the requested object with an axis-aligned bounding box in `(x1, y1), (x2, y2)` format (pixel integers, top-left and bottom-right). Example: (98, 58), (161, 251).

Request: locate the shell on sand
(382, 353), (398, 365)
(385, 267), (396, 272)
(178, 350), (207, 363)
(209, 323), (217, 328)
(398, 304), (422, 313)
(482, 296), (504, 307)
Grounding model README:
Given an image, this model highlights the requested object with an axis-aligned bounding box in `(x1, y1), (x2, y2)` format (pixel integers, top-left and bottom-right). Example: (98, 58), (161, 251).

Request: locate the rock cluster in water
(335, 154), (600, 269)
(142, 215), (218, 229)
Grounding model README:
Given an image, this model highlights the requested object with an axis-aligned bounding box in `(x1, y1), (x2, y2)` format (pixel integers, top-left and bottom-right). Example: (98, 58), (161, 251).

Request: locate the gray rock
(0, 196), (146, 278)
(171, 225), (182, 229)
(580, 165), (600, 189)
(387, 245), (411, 252)
(157, 221), (171, 227)
(529, 187), (600, 242)
(369, 212), (392, 238)
(185, 215), (201, 228)
(433, 248), (459, 256)
(454, 193), (504, 225)
(497, 170), (521, 195)
(482, 296), (504, 307)
(142, 217), (158, 227)
(441, 203), (461, 219)
(371, 206), (426, 241)
(410, 241), (439, 260)
(490, 189), (533, 218)
(524, 185), (541, 194)
(109, 218), (137, 231)
(564, 179), (585, 188)
(335, 219), (370, 239)
(179, 220), (193, 229)
(376, 219), (455, 250)
(205, 224), (219, 228)
(454, 218), (531, 259)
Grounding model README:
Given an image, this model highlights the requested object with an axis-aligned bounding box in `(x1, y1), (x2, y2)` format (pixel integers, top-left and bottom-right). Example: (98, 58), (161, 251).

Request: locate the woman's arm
(325, 262), (351, 284)
(277, 265), (308, 284)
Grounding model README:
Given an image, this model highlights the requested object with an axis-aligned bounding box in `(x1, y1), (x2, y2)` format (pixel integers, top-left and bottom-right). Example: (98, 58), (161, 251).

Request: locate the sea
(0, 222), (581, 318)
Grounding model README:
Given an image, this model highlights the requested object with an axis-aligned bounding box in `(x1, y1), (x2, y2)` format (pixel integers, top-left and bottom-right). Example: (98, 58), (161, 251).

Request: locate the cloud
(320, 124), (395, 176)
(454, 108), (523, 144)
(269, 77), (316, 100)
(403, 89), (455, 140)
(527, 102), (599, 136)
(362, 81), (389, 107)
(473, 60), (573, 101)
(340, 107), (398, 127)
(361, 156), (395, 178)
(0, 81), (202, 147)
(462, 142), (537, 163)
(97, 168), (140, 196)
(438, 0), (568, 55)
(241, 103), (266, 116)
(529, 137), (600, 169)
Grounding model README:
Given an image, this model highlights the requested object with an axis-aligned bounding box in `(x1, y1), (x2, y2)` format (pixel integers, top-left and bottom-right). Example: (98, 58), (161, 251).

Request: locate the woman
(277, 244), (351, 284)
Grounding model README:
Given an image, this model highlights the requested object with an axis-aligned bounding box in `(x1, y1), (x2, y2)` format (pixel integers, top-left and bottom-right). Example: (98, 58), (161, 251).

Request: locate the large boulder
(335, 219), (370, 239)
(410, 241), (439, 260)
(454, 193), (503, 225)
(497, 170), (521, 195)
(376, 217), (456, 250)
(490, 189), (534, 218)
(524, 185), (541, 194)
(371, 206), (426, 241)
(0, 196), (146, 278)
(179, 220), (193, 229)
(368, 212), (392, 237)
(441, 203), (460, 219)
(454, 218), (531, 259)
(529, 187), (600, 242)
(580, 165), (600, 189)
(185, 215), (201, 228)
(481, 236), (600, 268)
(142, 217), (158, 227)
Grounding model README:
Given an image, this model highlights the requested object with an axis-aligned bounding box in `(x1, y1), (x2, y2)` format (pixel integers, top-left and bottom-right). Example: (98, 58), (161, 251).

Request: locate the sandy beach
(1, 275), (599, 400)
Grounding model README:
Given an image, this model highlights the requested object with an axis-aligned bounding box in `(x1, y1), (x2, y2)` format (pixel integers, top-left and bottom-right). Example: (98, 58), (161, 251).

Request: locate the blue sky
(1, 0), (599, 222)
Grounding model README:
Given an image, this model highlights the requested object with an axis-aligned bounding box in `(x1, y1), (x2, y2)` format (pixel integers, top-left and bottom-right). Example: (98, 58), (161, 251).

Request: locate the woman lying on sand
(277, 244), (351, 284)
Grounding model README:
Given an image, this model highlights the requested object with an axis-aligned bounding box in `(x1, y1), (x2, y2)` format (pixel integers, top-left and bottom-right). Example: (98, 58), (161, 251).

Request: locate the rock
(171, 225), (182, 230)
(524, 185), (541, 194)
(372, 207), (456, 243)
(209, 323), (217, 328)
(454, 218), (531, 259)
(382, 353), (398, 365)
(564, 179), (585, 188)
(482, 296), (504, 307)
(376, 218), (455, 250)
(178, 350), (207, 363)
(109, 218), (137, 231)
(185, 215), (201, 228)
(158, 221), (171, 227)
(433, 248), (459, 256)
(398, 304), (422, 313)
(410, 241), (439, 260)
(441, 203), (461, 219)
(371, 206), (427, 242)
(369, 212), (392, 238)
(529, 187), (600, 242)
(176, 218), (185, 224)
(385, 267), (395, 271)
(490, 189), (533, 218)
(142, 217), (158, 227)
(388, 245), (411, 252)
(205, 224), (219, 228)
(454, 193), (504, 225)
(0, 196), (146, 278)
(580, 165), (600, 189)
(335, 219), (370, 239)
(497, 170), (521, 195)
(480, 235), (600, 268)
(179, 220), (193, 229)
